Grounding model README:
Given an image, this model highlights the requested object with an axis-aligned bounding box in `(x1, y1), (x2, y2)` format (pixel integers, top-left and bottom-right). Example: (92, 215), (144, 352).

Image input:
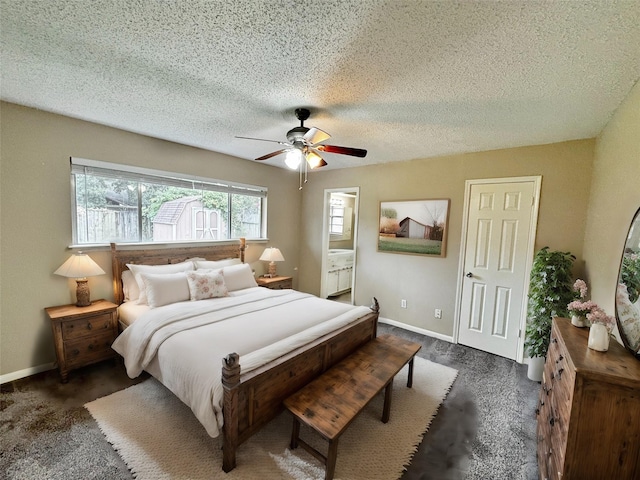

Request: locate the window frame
(70, 157), (268, 246)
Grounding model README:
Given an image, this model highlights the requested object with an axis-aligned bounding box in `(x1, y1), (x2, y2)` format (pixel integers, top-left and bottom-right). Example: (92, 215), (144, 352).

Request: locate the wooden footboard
(220, 299), (380, 472)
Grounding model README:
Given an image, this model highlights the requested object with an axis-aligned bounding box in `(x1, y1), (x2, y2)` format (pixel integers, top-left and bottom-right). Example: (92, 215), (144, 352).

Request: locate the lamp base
(268, 262), (277, 277)
(75, 279), (91, 307)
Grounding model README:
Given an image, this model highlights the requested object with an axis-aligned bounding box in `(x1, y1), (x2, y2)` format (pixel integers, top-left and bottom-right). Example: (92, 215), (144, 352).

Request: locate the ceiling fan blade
(255, 149), (287, 161)
(316, 144), (367, 158)
(236, 136), (289, 146)
(303, 127), (331, 146)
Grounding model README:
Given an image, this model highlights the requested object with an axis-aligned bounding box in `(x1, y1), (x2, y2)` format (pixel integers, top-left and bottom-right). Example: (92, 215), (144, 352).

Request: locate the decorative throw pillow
(139, 272), (191, 308)
(127, 261), (194, 305)
(186, 271), (229, 301)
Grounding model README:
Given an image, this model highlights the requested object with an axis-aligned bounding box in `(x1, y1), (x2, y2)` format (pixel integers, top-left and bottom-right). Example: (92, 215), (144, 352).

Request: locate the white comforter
(112, 287), (370, 437)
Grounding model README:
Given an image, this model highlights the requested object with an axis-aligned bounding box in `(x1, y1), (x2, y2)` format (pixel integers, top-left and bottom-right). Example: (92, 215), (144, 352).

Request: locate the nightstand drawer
(62, 313), (114, 340)
(64, 332), (115, 368)
(269, 278), (292, 289)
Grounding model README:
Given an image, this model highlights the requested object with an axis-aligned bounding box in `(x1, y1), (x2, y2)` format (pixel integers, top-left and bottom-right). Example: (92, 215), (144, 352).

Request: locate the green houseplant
(524, 247), (575, 380)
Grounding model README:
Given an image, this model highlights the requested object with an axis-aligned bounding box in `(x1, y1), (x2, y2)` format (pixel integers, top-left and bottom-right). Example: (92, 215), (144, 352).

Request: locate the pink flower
(567, 300), (597, 315)
(573, 279), (588, 298)
(586, 307), (616, 332)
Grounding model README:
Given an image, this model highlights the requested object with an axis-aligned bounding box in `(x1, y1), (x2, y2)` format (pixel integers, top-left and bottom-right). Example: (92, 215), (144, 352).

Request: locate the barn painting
(378, 199), (450, 257)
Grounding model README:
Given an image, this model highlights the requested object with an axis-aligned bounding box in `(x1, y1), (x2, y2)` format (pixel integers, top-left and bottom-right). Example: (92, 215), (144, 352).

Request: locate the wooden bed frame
(109, 241), (379, 473)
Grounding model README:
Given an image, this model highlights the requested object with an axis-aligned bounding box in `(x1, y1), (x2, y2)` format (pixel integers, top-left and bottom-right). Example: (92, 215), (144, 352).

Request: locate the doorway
(456, 177), (541, 362)
(320, 187), (359, 304)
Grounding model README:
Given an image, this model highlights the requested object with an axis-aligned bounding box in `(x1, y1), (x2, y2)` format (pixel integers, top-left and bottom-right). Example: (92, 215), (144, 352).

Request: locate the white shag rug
(85, 357), (457, 480)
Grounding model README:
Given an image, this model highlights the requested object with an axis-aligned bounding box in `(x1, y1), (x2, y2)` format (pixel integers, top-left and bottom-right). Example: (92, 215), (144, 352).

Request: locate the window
(329, 198), (345, 236)
(71, 158), (266, 245)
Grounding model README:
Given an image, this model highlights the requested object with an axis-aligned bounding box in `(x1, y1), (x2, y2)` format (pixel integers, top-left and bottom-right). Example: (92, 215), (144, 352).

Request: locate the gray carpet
(0, 324), (540, 479)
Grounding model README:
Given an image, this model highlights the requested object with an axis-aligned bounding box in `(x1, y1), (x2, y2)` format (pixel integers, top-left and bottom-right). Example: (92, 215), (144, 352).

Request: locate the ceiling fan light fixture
(306, 150), (325, 169)
(284, 149), (303, 169)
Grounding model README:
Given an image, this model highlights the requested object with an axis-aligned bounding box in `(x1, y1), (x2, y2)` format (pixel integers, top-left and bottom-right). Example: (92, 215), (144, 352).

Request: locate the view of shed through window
(71, 159), (266, 245)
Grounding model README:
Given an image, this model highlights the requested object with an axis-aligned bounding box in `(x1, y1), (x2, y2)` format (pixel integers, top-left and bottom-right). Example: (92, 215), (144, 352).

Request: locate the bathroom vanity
(325, 249), (354, 298)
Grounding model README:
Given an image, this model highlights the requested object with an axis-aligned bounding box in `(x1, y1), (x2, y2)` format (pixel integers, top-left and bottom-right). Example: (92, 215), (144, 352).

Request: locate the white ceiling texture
(2, 1), (640, 170)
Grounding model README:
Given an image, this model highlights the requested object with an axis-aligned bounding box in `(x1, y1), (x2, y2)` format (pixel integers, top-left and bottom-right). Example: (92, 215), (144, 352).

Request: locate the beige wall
(0, 102), (303, 377)
(583, 80), (640, 320)
(299, 140), (595, 336)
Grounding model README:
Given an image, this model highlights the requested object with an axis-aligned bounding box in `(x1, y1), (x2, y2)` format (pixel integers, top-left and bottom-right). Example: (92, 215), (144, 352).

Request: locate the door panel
(458, 180), (537, 360)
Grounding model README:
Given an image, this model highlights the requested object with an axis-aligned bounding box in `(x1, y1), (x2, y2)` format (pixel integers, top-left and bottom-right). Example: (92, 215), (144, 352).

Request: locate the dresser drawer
(61, 313), (114, 340)
(64, 331), (115, 368)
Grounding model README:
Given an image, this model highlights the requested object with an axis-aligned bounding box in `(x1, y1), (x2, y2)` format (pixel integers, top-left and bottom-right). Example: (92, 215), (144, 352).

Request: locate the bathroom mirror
(615, 206), (640, 358)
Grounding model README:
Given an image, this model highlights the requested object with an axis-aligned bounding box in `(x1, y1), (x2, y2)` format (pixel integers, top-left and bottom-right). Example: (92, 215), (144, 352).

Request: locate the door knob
(465, 272), (473, 278)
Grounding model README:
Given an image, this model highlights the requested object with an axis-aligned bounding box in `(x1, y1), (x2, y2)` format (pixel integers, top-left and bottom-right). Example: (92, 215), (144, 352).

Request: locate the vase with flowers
(567, 279), (597, 327)
(586, 307), (615, 352)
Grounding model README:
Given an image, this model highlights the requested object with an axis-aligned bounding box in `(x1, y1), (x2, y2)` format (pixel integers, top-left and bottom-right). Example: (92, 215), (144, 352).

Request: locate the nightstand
(45, 299), (119, 383)
(256, 275), (293, 290)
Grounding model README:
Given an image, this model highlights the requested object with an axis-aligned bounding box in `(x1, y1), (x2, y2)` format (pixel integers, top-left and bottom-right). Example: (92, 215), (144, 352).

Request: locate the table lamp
(259, 247), (284, 278)
(54, 252), (106, 306)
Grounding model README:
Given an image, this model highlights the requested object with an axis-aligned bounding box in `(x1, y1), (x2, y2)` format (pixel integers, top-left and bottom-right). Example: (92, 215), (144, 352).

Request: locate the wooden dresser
(537, 317), (640, 479)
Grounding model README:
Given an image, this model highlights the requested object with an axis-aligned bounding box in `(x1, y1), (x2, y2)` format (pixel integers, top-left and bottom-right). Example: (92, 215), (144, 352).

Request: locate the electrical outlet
(401, 299), (407, 308)
(435, 308), (442, 319)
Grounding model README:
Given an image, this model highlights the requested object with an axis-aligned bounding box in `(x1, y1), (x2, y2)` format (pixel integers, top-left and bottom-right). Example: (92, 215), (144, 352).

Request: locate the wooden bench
(283, 334), (422, 480)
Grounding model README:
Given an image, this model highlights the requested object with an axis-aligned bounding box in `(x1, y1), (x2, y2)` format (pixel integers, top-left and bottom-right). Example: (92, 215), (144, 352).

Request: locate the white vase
(527, 356), (545, 382)
(571, 315), (586, 327)
(588, 323), (610, 352)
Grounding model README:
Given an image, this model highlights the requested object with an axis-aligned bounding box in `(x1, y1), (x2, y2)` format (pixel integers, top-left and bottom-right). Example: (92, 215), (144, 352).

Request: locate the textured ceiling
(2, 1), (640, 170)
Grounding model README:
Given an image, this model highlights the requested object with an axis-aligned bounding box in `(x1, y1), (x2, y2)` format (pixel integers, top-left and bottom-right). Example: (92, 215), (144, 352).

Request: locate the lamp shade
(54, 253), (105, 278)
(259, 247), (285, 262)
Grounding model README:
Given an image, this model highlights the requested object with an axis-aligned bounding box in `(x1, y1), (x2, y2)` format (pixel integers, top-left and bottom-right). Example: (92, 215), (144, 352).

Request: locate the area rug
(85, 357), (457, 480)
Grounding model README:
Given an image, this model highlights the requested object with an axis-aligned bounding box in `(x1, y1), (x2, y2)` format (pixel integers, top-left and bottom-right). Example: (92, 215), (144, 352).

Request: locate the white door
(457, 178), (540, 360)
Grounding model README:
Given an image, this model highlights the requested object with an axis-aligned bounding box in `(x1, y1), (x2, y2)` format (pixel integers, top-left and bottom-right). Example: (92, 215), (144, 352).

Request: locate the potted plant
(524, 247), (575, 381)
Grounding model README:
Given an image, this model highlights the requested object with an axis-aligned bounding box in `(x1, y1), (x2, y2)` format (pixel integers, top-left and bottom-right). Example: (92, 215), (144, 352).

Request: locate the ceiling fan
(236, 108), (367, 172)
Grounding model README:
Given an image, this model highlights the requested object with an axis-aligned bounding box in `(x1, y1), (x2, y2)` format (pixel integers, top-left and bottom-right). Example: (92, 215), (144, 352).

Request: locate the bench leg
(326, 438), (339, 480)
(382, 378), (393, 423)
(290, 417), (300, 450)
(407, 356), (415, 388)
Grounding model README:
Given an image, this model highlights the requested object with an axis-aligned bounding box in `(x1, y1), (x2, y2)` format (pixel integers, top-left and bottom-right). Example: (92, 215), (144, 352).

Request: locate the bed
(109, 241), (379, 472)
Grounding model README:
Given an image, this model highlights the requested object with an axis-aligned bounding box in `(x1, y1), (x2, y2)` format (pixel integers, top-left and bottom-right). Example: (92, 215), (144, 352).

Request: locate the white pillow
(121, 270), (139, 302)
(139, 272), (190, 308)
(222, 263), (258, 291)
(127, 261), (195, 305)
(195, 258), (241, 270)
(186, 271), (229, 301)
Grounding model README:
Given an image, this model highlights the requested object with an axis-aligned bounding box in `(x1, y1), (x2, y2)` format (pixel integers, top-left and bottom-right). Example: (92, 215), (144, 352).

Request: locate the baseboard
(379, 317), (455, 343)
(0, 362), (55, 384)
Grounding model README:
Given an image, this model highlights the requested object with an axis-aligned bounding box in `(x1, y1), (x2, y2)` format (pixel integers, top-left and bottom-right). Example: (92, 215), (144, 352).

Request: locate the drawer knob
(549, 417), (555, 427)
(87, 322), (92, 330)
(557, 368), (564, 378)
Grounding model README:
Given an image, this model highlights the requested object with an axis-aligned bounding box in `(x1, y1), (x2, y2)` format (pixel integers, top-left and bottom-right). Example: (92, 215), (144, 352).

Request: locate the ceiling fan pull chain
(299, 162), (303, 190)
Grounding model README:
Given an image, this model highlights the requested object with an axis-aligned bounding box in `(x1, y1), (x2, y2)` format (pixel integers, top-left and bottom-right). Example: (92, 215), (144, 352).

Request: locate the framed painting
(378, 199), (450, 257)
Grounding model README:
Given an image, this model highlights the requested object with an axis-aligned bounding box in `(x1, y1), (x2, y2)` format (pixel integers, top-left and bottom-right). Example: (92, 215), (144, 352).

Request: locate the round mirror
(615, 207), (640, 358)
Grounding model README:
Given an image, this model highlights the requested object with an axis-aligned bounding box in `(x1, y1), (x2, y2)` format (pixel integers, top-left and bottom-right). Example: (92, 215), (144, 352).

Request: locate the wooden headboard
(110, 240), (246, 304)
